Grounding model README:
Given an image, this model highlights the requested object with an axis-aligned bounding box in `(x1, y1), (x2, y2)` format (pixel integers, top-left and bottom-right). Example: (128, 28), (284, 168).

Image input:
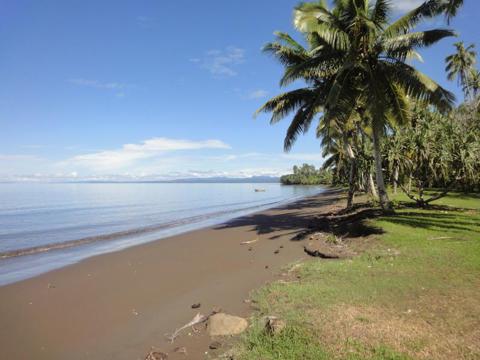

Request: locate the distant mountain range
(73, 176), (281, 184)
(0, 176), (281, 184)
(157, 176), (280, 183)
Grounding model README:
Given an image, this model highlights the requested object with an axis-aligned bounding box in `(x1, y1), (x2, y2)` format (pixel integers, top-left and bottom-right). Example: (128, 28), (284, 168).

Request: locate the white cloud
(0, 154), (41, 161)
(68, 78), (129, 90)
(247, 89), (269, 99)
(62, 137), (231, 171)
(136, 16), (153, 28)
(192, 46), (245, 77)
(391, 0), (424, 12)
(0, 147), (326, 182)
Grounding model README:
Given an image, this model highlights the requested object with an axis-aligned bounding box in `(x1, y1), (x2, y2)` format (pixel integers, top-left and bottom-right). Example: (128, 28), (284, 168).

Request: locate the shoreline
(0, 186), (325, 286)
(0, 189), (343, 360)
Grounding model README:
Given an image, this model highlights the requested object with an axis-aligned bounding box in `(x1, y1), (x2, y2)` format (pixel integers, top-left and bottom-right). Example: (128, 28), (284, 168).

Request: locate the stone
(191, 303), (201, 309)
(264, 316), (286, 335)
(207, 313), (248, 337)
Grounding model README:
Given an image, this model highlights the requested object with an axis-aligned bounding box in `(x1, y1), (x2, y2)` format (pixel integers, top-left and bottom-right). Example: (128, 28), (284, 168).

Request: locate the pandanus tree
(445, 42), (477, 99)
(386, 104), (480, 205)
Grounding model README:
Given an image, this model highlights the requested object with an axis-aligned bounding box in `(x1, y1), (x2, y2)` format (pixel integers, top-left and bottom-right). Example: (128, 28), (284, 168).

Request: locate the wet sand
(0, 189), (343, 360)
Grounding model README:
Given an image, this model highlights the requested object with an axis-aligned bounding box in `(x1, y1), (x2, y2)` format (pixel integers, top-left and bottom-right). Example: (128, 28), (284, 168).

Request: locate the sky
(0, 0), (478, 181)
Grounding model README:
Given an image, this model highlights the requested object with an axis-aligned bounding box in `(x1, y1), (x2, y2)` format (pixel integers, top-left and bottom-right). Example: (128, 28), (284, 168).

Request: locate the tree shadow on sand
(215, 190), (384, 242)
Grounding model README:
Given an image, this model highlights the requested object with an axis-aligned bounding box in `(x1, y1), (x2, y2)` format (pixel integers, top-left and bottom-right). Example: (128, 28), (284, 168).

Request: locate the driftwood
(166, 310), (218, 342)
(303, 246), (340, 259)
(241, 238), (258, 245)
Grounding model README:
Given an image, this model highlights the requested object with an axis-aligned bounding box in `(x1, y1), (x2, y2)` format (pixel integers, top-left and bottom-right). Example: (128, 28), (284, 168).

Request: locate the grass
(234, 192), (480, 360)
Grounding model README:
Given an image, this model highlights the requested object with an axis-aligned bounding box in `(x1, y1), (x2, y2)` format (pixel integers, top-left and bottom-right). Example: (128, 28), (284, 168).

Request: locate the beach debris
(207, 313), (248, 337)
(173, 346), (187, 355)
(145, 351), (168, 360)
(274, 250), (280, 254)
(167, 313), (207, 342)
(167, 310), (220, 342)
(303, 246), (340, 259)
(209, 341), (222, 350)
(264, 316), (286, 336)
(241, 238), (258, 245)
(279, 245), (284, 249)
(191, 303), (201, 309)
(265, 265), (269, 269)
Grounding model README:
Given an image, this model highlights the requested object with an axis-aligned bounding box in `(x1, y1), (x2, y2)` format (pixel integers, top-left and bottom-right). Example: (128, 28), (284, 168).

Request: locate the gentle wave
(0, 200), (280, 260)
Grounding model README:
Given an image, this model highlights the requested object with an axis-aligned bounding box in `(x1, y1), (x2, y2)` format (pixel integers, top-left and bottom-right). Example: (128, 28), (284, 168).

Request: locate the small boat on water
(254, 189), (266, 192)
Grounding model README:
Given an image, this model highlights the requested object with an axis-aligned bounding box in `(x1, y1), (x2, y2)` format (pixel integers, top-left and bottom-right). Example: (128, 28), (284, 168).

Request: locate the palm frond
(382, 60), (456, 112)
(384, 0), (443, 37)
(255, 88), (317, 124)
(382, 29), (456, 60)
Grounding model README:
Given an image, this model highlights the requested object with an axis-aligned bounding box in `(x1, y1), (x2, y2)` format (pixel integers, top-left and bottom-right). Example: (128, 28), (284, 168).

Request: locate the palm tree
(291, 0), (455, 210)
(465, 69), (480, 98)
(445, 42), (477, 99)
(255, 29), (369, 209)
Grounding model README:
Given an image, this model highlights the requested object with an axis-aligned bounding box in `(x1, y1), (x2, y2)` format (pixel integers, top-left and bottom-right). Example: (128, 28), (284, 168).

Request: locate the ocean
(0, 182), (324, 285)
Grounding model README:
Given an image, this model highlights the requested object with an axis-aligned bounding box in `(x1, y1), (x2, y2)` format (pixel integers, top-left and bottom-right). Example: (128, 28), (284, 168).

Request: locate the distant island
(280, 164), (332, 185)
(61, 176), (281, 184)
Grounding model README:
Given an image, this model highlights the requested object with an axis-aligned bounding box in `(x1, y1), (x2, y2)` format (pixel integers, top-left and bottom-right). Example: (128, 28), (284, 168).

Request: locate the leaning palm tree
(290, 0), (455, 210)
(445, 42), (477, 99)
(255, 30), (360, 209)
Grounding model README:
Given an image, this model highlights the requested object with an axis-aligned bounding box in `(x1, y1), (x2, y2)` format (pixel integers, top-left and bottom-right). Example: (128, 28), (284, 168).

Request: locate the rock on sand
(207, 313), (248, 336)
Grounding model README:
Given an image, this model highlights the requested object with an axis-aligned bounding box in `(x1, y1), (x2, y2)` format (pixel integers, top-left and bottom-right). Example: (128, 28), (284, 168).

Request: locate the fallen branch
(166, 310), (218, 342)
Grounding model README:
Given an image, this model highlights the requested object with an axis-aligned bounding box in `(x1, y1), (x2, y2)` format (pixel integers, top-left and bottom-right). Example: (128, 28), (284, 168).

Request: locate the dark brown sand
(0, 189), (343, 360)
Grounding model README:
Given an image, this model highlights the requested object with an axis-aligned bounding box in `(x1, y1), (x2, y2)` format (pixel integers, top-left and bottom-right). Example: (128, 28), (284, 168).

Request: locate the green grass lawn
(234, 192), (480, 360)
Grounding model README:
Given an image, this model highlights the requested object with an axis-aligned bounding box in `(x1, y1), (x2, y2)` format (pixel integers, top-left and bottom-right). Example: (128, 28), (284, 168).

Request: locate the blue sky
(0, 0), (478, 180)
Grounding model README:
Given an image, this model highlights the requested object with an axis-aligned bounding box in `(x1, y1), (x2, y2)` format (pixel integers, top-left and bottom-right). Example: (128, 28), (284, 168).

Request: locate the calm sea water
(0, 183), (324, 285)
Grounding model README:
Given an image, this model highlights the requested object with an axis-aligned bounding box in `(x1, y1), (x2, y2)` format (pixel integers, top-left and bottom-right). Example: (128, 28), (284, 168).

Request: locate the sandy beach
(0, 189), (343, 360)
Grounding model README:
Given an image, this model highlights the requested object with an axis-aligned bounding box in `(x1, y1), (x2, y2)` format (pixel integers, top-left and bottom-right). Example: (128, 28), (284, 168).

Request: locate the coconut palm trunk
(393, 164), (399, 195)
(372, 125), (392, 211)
(347, 159), (356, 209)
(368, 171), (378, 199)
